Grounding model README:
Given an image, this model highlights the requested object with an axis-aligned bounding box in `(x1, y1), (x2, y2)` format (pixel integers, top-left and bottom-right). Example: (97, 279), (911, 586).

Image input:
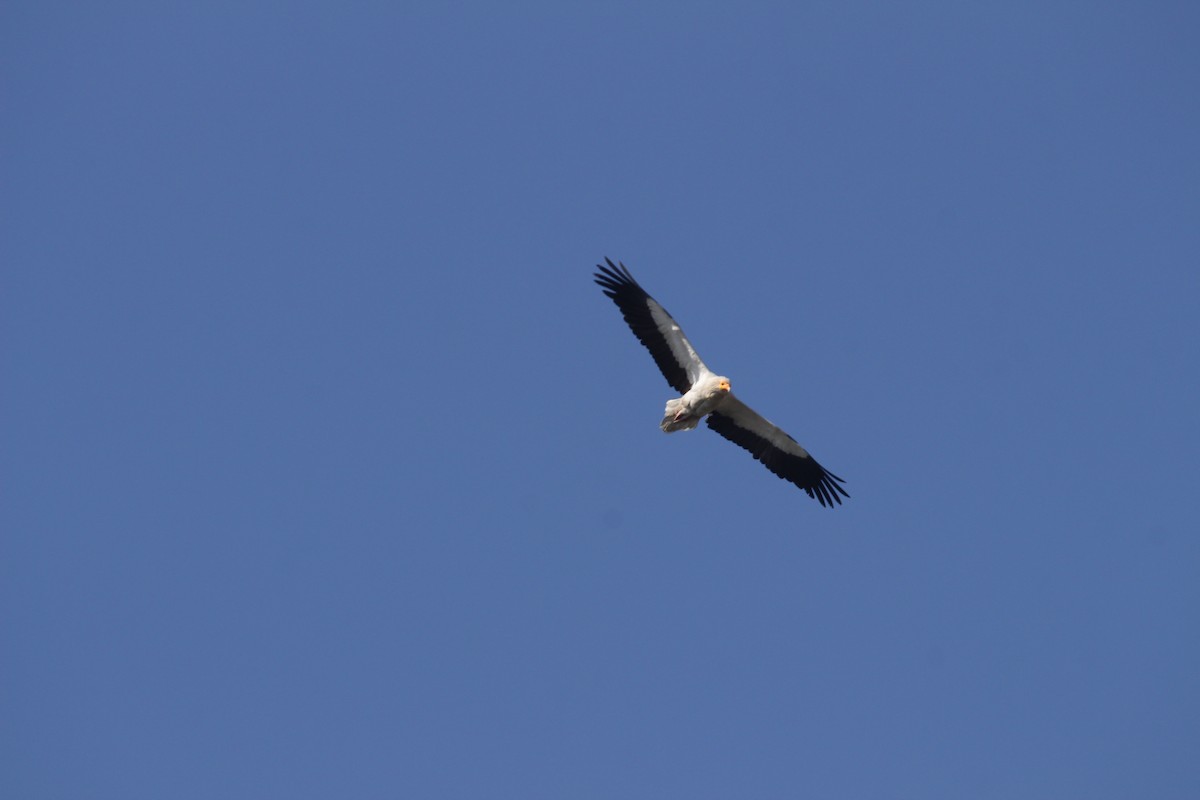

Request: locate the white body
(661, 374), (731, 432)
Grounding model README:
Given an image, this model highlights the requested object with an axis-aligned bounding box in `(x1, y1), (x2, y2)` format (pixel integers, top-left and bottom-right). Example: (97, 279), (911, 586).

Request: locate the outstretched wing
(594, 259), (710, 394)
(707, 394), (849, 507)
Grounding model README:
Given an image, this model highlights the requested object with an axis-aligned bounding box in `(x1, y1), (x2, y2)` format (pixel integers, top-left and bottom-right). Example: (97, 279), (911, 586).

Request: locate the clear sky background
(3, 3), (1198, 798)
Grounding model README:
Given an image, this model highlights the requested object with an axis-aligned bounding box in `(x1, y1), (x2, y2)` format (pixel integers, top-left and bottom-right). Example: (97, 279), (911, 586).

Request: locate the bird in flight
(595, 258), (849, 507)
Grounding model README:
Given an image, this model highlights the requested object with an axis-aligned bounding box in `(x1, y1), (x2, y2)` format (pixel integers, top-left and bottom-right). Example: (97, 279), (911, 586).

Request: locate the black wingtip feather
(706, 411), (850, 508)
(593, 259), (692, 394)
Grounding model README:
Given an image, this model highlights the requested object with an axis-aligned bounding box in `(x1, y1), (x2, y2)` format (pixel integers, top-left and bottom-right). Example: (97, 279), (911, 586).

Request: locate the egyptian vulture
(595, 259), (849, 507)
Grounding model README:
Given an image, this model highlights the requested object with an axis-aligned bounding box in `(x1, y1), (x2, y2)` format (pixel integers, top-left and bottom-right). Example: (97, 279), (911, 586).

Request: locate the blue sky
(3, 2), (1198, 797)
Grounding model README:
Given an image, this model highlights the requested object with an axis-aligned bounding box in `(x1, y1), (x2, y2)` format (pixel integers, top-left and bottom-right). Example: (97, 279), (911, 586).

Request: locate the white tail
(661, 397), (700, 432)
